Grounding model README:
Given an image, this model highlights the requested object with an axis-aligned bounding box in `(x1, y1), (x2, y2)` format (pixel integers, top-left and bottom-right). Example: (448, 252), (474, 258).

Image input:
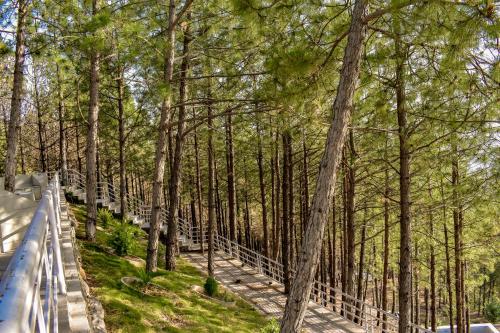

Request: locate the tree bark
(279, 1), (367, 330)
(146, 0), (177, 272)
(57, 64), (68, 185)
(225, 110), (237, 242)
(165, 12), (192, 271)
(207, 89), (215, 277)
(453, 143), (464, 333)
(116, 65), (127, 221)
(257, 124), (269, 259)
(86, 0), (100, 241)
(394, 6), (412, 331)
(382, 167), (390, 332)
(4, 0), (28, 192)
(282, 131), (291, 293)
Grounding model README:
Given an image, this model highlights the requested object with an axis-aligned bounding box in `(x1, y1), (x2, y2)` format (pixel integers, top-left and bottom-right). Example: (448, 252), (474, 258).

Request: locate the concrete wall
(0, 191), (38, 253)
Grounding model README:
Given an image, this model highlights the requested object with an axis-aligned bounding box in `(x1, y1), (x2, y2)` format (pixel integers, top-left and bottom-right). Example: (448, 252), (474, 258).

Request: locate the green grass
(71, 204), (270, 333)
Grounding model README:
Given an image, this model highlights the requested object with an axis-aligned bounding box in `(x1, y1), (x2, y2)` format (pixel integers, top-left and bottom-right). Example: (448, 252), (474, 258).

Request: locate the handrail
(0, 173), (66, 333)
(65, 169), (433, 333)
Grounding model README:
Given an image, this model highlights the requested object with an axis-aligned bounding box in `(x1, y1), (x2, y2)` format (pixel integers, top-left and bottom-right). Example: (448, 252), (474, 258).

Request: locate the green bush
(485, 300), (500, 323)
(260, 318), (280, 333)
(98, 208), (113, 227)
(204, 277), (218, 297)
(109, 223), (135, 256)
(136, 268), (154, 285)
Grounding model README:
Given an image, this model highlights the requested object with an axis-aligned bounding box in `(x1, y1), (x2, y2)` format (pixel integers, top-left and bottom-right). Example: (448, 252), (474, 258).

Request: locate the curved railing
(0, 173), (66, 332)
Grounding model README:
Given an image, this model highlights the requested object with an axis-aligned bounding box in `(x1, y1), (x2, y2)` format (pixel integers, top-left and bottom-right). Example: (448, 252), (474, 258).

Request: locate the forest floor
(70, 204), (272, 333)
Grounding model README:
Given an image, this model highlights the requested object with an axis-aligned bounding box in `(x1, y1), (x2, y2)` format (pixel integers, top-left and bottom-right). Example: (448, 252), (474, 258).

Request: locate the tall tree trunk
(207, 89), (215, 277)
(453, 143), (464, 333)
(225, 110), (237, 242)
(165, 13), (192, 271)
(57, 64), (68, 184)
(280, 1), (367, 330)
(282, 131), (291, 293)
(394, 7), (412, 332)
(287, 133), (294, 270)
(116, 66), (127, 220)
(346, 131), (356, 319)
(429, 187), (437, 332)
(4, 0), (28, 192)
(194, 125), (204, 253)
(302, 134), (310, 234)
(257, 124), (269, 259)
(355, 207), (367, 324)
(75, 81), (83, 174)
(273, 133), (281, 260)
(382, 167), (390, 332)
(85, 0), (100, 241)
(146, 0), (177, 272)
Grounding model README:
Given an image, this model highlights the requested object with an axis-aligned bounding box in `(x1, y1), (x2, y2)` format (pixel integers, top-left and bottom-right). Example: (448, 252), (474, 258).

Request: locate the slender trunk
(257, 125), (269, 259)
(287, 133), (294, 270)
(282, 131), (291, 293)
(429, 188), (437, 332)
(4, 0), (28, 192)
(165, 13), (192, 270)
(273, 134), (281, 260)
(302, 135), (310, 234)
(207, 89), (215, 277)
(86, 0), (100, 241)
(443, 198), (454, 332)
(280, 1), (367, 330)
(346, 131), (356, 319)
(355, 207), (367, 324)
(414, 244), (420, 329)
(75, 82), (83, 174)
(453, 144), (463, 333)
(194, 126), (204, 253)
(382, 167), (390, 332)
(394, 7), (412, 331)
(57, 64), (68, 184)
(146, 0), (177, 272)
(116, 66), (127, 220)
(225, 111), (237, 242)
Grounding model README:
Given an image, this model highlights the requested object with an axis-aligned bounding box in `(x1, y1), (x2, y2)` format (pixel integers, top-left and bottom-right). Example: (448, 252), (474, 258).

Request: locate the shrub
(109, 223), (135, 256)
(485, 300), (500, 323)
(136, 268), (154, 285)
(260, 318), (280, 333)
(204, 277), (218, 297)
(98, 208), (113, 227)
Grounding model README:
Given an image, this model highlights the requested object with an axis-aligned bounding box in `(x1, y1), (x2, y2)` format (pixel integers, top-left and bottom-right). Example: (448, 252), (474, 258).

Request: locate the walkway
(184, 251), (365, 333)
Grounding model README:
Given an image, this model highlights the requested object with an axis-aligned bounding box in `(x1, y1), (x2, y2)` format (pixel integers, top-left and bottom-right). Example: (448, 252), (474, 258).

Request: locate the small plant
(260, 318), (280, 333)
(109, 223), (135, 256)
(98, 208), (113, 227)
(204, 277), (218, 297)
(485, 300), (500, 323)
(136, 268), (154, 285)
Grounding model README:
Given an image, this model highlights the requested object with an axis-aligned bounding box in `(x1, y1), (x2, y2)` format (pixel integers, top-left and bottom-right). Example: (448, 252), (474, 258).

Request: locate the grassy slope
(71, 204), (269, 333)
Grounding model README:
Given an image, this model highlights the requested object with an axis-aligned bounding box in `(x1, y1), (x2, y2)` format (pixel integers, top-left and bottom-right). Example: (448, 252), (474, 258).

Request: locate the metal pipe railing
(0, 173), (66, 333)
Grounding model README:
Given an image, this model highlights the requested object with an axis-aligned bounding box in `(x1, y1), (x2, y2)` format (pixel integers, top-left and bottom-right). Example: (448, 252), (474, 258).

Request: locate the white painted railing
(65, 169), (433, 333)
(0, 173), (66, 333)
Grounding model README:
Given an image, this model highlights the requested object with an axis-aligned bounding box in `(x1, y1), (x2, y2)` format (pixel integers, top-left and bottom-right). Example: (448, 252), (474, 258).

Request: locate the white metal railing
(64, 169), (433, 333)
(0, 173), (67, 333)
